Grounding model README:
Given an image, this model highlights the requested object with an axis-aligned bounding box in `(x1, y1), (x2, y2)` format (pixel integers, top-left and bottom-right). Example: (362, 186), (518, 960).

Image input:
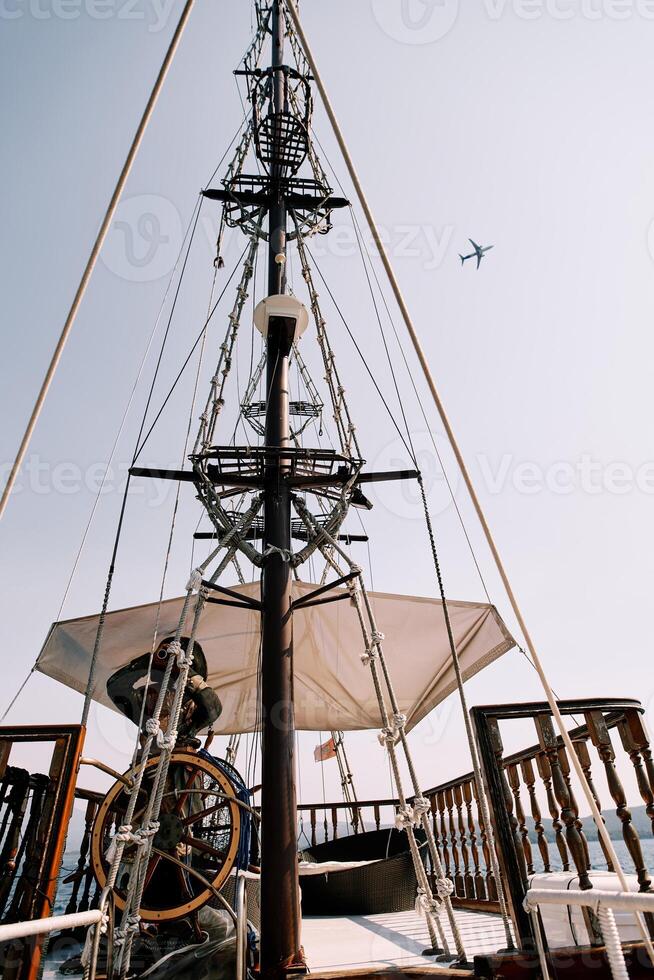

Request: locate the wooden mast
(259, 2), (303, 975)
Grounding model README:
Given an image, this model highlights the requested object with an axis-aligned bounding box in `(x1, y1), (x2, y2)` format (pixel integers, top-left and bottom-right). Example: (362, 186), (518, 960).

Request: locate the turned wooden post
(310, 807), (317, 848)
(573, 738), (614, 872)
(66, 798), (97, 916)
(373, 803), (381, 832)
(536, 749), (570, 871)
(430, 794), (442, 866)
(446, 786), (463, 896)
(507, 763), (534, 875)
(557, 744), (591, 871)
(331, 806), (339, 839)
(587, 709), (652, 891)
(521, 756), (551, 872)
(619, 710), (654, 837)
(474, 777), (497, 901)
(437, 789), (451, 880)
(464, 780), (485, 900)
(455, 783), (474, 899)
(488, 718), (528, 884)
(535, 714), (591, 888)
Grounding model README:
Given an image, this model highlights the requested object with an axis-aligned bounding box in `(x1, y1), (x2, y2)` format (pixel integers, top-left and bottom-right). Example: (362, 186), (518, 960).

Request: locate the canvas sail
(36, 581), (515, 734)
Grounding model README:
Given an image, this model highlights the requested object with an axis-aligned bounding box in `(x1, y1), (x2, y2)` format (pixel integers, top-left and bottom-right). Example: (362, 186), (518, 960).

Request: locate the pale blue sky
(2, 0), (654, 806)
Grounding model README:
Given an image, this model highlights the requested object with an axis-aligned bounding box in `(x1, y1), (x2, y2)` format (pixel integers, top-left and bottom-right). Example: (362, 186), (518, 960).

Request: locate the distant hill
(529, 804), (652, 843)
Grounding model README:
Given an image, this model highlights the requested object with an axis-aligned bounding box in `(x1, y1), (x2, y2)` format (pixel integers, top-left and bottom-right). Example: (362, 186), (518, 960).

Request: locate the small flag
(314, 737), (337, 763)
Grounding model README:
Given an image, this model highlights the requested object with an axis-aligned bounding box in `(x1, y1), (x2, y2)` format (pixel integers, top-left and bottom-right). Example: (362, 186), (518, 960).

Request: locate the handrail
(0, 908), (102, 942)
(524, 887), (654, 980)
(526, 888), (654, 913)
(235, 874), (248, 980)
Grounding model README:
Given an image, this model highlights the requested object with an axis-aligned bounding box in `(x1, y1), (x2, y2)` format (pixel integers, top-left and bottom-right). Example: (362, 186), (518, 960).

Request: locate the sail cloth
(35, 582), (514, 734)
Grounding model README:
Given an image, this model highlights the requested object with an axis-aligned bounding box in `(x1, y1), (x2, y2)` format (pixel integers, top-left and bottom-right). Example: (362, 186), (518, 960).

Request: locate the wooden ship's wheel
(90, 749), (242, 922)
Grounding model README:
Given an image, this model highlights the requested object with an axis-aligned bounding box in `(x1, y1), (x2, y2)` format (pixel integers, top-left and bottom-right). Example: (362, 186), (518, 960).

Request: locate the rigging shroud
(36, 581), (514, 734)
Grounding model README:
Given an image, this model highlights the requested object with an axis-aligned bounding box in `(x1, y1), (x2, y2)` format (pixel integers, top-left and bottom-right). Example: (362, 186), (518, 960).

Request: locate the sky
(2, 0), (654, 814)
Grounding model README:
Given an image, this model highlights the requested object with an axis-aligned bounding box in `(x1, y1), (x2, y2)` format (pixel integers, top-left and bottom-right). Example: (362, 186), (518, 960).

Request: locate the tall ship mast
(1, 4), (654, 980)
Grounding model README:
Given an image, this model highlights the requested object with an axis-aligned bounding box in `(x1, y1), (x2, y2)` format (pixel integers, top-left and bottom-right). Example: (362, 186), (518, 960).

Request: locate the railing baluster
(455, 783), (474, 899)
(474, 776), (497, 901)
(507, 762), (534, 875)
(521, 757), (550, 873)
(331, 806), (338, 840)
(488, 717), (528, 885)
(464, 780), (484, 900)
(587, 709), (652, 891)
(446, 786), (463, 896)
(373, 803), (381, 832)
(535, 714), (590, 888)
(310, 807), (317, 848)
(437, 789), (451, 882)
(429, 793), (441, 894)
(536, 750), (570, 871)
(557, 744), (591, 872)
(66, 798), (97, 916)
(619, 712), (654, 838)
(573, 738), (614, 872)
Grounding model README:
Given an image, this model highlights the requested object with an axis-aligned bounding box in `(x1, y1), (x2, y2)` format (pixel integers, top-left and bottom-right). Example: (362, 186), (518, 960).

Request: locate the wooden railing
(0, 725), (85, 980)
(297, 698), (654, 938)
(49, 697), (654, 961)
(60, 787), (103, 924)
(471, 698), (654, 948)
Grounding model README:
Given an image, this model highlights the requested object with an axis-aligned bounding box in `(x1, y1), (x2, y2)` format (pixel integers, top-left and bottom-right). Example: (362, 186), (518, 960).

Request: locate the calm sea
(52, 837), (654, 916)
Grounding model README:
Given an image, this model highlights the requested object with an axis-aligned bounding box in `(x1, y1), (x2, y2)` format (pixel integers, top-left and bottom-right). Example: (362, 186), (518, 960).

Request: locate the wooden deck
(302, 908), (509, 975)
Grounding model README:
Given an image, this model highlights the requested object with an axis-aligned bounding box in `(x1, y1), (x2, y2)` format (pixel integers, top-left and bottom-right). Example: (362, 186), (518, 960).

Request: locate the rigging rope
(417, 474), (514, 948)
(292, 498), (463, 962)
(347, 205), (492, 603)
(285, 0), (654, 962)
(299, 240), (416, 463)
(129, 248), (217, 768)
(80, 200), (205, 726)
(0, 0), (196, 523)
(132, 240), (251, 464)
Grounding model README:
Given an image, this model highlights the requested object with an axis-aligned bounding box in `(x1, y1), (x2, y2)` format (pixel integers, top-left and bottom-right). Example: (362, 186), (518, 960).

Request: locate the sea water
(52, 838), (654, 916)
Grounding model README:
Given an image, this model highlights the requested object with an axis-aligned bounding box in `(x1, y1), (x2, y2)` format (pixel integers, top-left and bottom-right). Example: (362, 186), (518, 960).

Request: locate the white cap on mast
(253, 294), (309, 340)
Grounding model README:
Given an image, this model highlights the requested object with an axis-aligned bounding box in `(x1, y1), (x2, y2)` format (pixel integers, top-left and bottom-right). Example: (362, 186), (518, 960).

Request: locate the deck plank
(301, 908), (508, 975)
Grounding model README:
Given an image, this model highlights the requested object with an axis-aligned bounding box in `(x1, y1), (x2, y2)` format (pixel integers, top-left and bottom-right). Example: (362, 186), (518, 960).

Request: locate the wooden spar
(0, 0), (195, 522)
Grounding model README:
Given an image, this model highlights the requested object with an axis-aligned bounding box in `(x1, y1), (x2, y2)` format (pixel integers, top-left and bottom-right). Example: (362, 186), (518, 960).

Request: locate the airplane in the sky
(460, 239), (494, 269)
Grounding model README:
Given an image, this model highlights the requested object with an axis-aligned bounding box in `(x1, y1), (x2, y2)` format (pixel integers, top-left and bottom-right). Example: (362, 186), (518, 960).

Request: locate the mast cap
(254, 294), (309, 341)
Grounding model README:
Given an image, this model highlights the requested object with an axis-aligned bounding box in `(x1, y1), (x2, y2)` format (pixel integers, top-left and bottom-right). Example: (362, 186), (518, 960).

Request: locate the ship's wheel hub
(154, 812), (184, 851)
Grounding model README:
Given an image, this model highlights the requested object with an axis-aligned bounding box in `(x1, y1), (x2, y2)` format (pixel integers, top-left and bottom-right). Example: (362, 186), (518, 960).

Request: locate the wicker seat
(299, 828), (425, 916)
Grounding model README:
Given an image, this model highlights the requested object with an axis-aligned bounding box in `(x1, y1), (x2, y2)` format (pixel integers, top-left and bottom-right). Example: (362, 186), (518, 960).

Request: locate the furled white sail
(36, 582), (514, 734)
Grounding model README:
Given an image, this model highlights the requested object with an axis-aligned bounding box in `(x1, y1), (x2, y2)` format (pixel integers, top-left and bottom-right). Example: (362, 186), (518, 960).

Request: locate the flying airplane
(460, 239), (494, 269)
